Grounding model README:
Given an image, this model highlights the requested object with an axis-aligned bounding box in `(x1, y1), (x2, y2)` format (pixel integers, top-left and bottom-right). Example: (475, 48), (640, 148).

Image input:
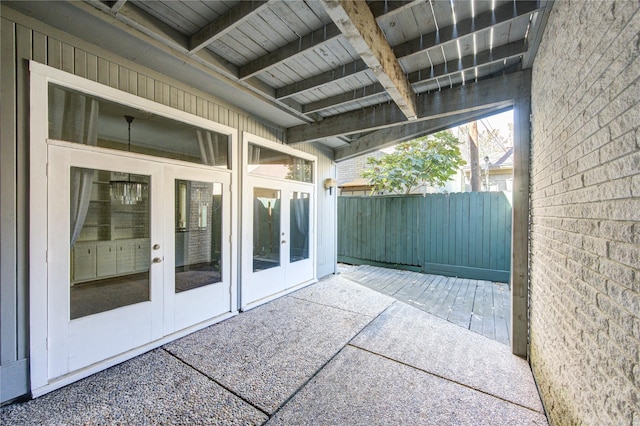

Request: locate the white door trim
(29, 61), (239, 395)
(240, 132), (317, 310)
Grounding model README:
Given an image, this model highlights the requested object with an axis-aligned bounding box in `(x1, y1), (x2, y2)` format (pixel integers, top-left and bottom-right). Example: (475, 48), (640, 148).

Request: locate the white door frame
(241, 132), (317, 310)
(162, 164), (232, 334)
(46, 144), (165, 379)
(29, 61), (239, 396)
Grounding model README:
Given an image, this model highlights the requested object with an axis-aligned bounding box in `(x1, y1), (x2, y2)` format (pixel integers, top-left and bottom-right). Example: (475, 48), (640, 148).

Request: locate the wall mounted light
(324, 178), (337, 195)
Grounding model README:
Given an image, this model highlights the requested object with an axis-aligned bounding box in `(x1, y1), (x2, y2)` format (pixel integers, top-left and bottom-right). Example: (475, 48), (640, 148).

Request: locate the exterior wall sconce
(324, 178), (337, 195)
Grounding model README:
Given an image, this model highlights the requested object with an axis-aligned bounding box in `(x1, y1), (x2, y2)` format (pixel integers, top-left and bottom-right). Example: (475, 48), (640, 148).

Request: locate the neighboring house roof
(338, 178), (372, 191)
(463, 147), (514, 172)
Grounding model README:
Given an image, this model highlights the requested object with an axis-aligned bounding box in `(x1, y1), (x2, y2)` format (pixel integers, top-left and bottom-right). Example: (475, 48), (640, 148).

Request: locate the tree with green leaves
(361, 131), (465, 195)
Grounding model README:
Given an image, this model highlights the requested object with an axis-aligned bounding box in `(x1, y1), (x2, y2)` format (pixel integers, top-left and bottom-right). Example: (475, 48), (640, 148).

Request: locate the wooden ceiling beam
(522, 1), (553, 69)
(277, 1), (540, 101)
(334, 105), (513, 161)
(109, 0), (127, 13)
(238, 23), (343, 80)
(321, 0), (418, 120)
(303, 40), (528, 114)
(367, 0), (426, 19)
(276, 59), (368, 100)
(81, 0), (312, 122)
(407, 40), (529, 86)
(393, 1), (539, 59)
(303, 82), (387, 114)
(286, 69), (530, 144)
(189, 1), (270, 54)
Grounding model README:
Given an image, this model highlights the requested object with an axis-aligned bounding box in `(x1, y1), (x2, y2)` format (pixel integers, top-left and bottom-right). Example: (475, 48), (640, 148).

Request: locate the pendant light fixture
(110, 115), (147, 205)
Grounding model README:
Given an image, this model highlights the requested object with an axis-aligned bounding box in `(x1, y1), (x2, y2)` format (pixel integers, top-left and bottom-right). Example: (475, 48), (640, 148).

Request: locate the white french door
(162, 164), (231, 333)
(242, 176), (315, 308)
(47, 143), (231, 379)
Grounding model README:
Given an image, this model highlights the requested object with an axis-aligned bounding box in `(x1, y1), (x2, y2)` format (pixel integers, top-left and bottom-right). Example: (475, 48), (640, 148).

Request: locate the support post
(511, 96), (531, 358)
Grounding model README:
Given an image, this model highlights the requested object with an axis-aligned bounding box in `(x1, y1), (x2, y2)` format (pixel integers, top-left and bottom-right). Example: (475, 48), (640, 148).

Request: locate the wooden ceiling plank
(393, 1), (540, 59)
(367, 0), (425, 19)
(276, 1), (539, 101)
(110, 0), (127, 13)
(238, 23), (343, 80)
(303, 82), (386, 114)
(189, 0), (270, 53)
(522, 1), (553, 69)
(335, 104), (513, 161)
(80, 0), (312, 122)
(276, 59), (368, 99)
(321, 0), (418, 120)
(286, 69), (530, 144)
(408, 39), (529, 85)
(304, 39), (528, 113)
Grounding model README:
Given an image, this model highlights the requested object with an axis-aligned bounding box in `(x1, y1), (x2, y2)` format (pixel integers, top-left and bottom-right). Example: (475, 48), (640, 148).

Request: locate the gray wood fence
(337, 192), (512, 282)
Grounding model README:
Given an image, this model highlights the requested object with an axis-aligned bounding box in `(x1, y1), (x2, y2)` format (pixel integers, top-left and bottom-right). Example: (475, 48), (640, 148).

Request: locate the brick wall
(530, 1), (640, 425)
(336, 151), (385, 184)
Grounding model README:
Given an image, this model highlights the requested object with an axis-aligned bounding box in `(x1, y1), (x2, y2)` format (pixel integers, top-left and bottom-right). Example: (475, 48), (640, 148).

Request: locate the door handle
(153, 257), (162, 263)
(281, 240), (286, 244)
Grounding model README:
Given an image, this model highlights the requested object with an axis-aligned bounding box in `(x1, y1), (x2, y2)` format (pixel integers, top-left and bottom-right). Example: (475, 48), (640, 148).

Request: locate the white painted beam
(189, 1), (270, 53)
(320, 0), (417, 120)
(287, 69), (531, 144)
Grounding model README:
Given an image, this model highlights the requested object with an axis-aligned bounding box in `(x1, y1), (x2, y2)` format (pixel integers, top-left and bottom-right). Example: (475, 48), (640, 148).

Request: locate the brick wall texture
(530, 1), (640, 425)
(337, 151), (385, 184)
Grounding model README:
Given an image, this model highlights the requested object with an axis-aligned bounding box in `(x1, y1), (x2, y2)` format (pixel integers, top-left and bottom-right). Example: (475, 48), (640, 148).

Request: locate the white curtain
(248, 143), (261, 164)
(196, 130), (218, 166)
(55, 89), (100, 246)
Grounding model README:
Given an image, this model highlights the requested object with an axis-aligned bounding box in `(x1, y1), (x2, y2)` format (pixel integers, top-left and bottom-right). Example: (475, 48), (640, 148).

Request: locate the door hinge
(229, 234), (232, 244)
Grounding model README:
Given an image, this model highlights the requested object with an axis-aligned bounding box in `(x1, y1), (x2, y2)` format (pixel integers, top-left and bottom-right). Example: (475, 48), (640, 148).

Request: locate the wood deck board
(343, 265), (510, 346)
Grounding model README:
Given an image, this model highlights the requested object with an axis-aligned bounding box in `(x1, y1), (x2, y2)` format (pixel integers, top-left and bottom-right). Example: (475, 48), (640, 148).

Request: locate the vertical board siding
(0, 11), (293, 402)
(338, 193), (512, 282)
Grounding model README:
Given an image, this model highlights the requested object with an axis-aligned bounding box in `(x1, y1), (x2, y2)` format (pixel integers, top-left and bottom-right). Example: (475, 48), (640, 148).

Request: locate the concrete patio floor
(1, 273), (547, 425)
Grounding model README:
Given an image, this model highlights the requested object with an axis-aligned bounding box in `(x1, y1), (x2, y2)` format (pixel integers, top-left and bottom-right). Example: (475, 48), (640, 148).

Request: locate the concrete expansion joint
(348, 343), (545, 416)
(268, 300), (396, 423)
(287, 294), (372, 319)
(161, 348), (270, 418)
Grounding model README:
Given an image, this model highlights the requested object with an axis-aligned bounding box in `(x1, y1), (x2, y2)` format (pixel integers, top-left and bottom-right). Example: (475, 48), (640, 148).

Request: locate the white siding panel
(0, 8), (289, 404)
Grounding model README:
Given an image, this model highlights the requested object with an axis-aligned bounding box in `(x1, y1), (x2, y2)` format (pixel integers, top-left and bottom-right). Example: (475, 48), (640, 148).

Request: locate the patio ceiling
(7, 0), (551, 158)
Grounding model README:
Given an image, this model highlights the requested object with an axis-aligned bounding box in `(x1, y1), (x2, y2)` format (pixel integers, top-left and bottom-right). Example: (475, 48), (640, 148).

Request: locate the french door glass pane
(253, 188), (281, 271)
(49, 84), (230, 168)
(175, 180), (223, 293)
(290, 191), (310, 263)
(247, 144), (313, 183)
(70, 167), (150, 319)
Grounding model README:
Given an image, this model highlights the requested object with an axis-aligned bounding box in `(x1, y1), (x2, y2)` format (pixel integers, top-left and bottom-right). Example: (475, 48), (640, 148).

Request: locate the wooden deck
(341, 265), (511, 346)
